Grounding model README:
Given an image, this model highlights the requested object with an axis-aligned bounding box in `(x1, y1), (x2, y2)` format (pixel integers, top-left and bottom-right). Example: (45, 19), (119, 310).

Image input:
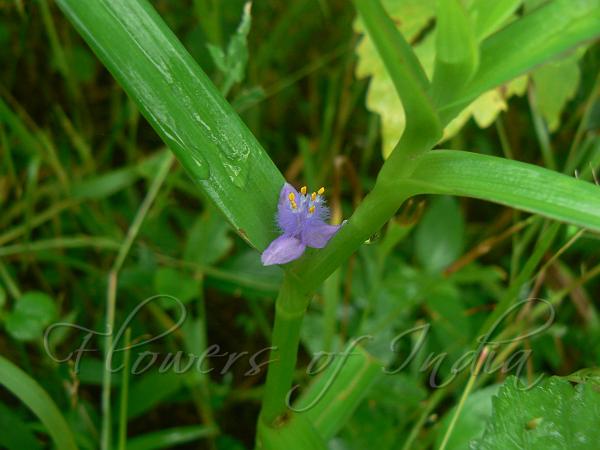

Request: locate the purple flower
(261, 183), (342, 266)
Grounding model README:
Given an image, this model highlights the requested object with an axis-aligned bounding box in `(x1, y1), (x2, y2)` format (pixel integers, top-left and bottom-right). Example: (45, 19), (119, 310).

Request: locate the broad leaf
(532, 48), (586, 132)
(5, 291), (57, 342)
(474, 376), (600, 449)
(0, 402), (43, 450)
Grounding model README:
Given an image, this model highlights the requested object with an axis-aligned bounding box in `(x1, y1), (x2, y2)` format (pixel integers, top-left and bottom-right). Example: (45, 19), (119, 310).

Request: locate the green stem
(438, 347), (489, 450)
(117, 328), (132, 450)
(0, 259), (22, 299)
(0, 236), (120, 257)
(352, 0), (441, 164)
(564, 70), (600, 173)
(101, 154), (173, 450)
(260, 275), (311, 426)
(291, 180), (417, 293)
(192, 276), (218, 446)
(259, 177), (418, 435)
(38, 0), (84, 128)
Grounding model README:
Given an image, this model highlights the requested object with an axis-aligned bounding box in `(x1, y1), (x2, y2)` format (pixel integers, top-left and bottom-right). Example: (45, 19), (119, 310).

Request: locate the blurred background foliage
(0, 0), (599, 449)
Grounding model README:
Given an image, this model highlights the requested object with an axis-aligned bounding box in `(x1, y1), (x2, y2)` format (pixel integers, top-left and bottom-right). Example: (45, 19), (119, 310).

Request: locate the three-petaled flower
(261, 183), (342, 266)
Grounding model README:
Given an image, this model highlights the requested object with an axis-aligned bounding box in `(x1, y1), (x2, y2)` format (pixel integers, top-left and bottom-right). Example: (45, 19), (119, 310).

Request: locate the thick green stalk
(260, 275), (311, 426)
(290, 179), (417, 294)
(260, 152), (426, 442)
(352, 0), (441, 164)
(259, 0), (439, 420)
(285, 0), (443, 295)
(352, 0), (429, 90)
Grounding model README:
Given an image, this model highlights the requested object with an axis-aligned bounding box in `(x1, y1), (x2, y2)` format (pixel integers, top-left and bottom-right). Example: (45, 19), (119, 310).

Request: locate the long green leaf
(469, 0), (522, 41)
(292, 146), (600, 293)
(295, 343), (382, 440)
(55, 0), (283, 250)
(406, 150), (600, 232)
(0, 355), (79, 450)
(431, 0), (479, 106)
(439, 0), (600, 124)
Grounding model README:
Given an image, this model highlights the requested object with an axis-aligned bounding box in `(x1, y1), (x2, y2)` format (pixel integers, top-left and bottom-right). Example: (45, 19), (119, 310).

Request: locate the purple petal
(278, 183), (299, 208)
(261, 235), (306, 266)
(277, 183), (302, 235)
(301, 222), (341, 249)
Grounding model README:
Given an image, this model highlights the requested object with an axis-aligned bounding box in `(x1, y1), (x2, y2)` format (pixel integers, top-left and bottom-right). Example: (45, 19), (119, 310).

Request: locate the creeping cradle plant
(4, 0), (599, 450)
(261, 184), (341, 265)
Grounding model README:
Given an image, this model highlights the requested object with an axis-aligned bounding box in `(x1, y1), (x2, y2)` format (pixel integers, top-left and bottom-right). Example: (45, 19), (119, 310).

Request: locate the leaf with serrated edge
(474, 376), (600, 449)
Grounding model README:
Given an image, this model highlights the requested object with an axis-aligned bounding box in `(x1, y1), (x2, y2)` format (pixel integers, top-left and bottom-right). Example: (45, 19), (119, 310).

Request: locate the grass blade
(0, 355), (79, 450)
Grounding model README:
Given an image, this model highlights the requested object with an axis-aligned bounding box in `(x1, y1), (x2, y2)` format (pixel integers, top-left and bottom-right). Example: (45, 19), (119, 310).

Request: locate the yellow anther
(309, 205), (315, 214)
(288, 192), (295, 202)
(300, 186), (307, 195)
(290, 200), (297, 209)
(311, 192), (317, 201)
(318, 187), (325, 195)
